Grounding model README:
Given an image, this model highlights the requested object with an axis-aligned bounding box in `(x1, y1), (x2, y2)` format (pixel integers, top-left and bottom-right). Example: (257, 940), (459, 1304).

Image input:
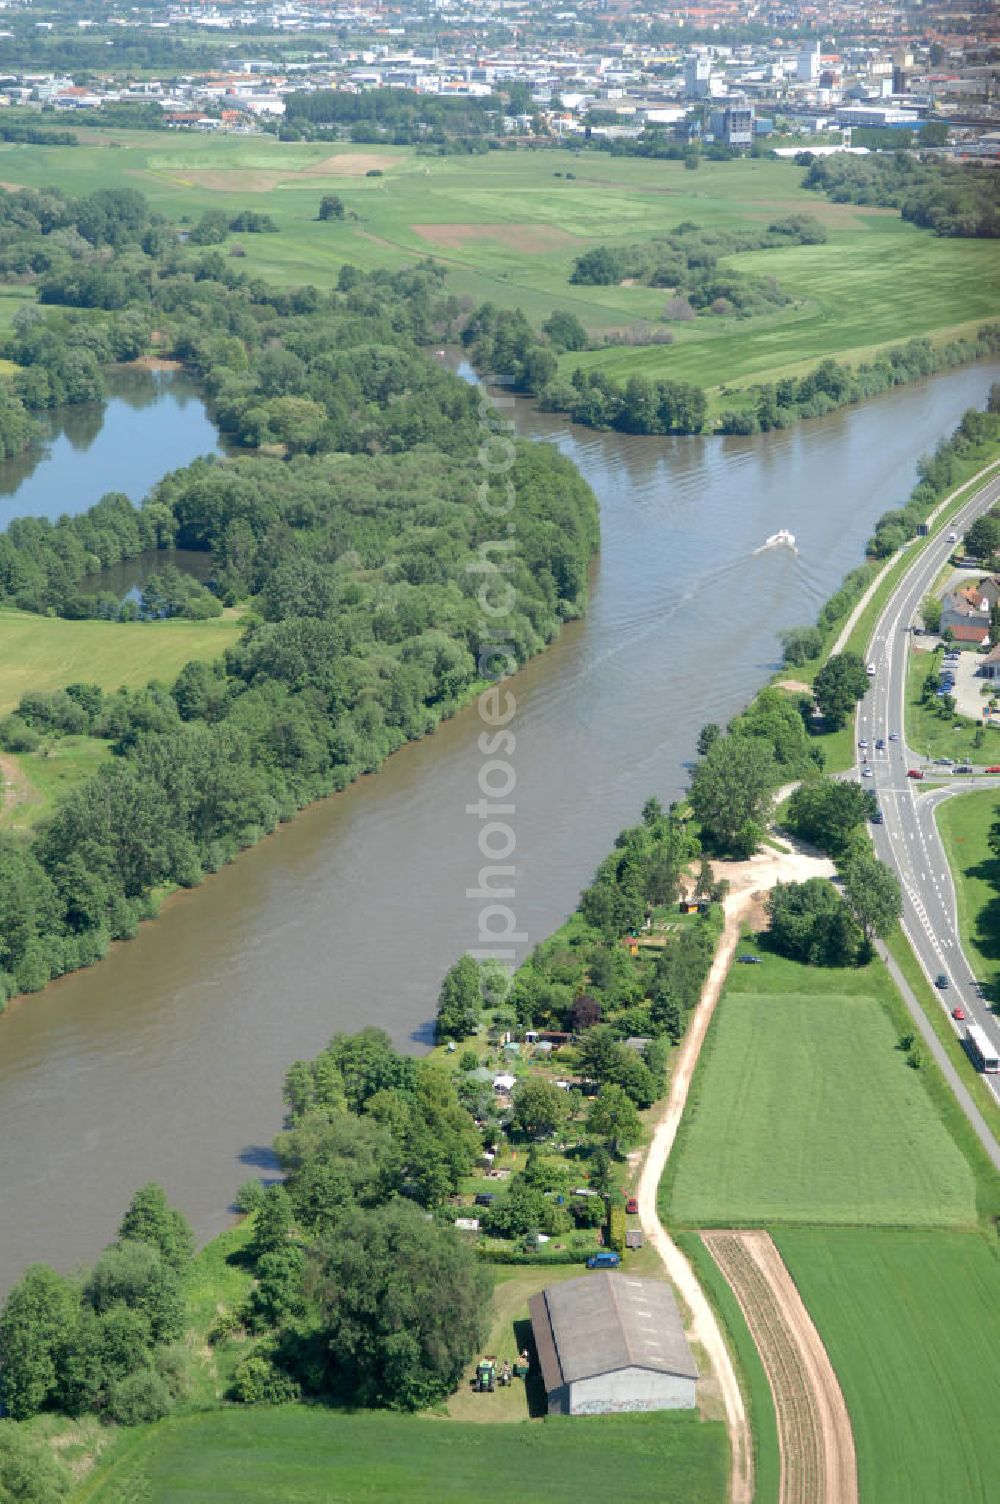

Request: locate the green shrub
(231, 1352), (300, 1405)
(106, 1366), (173, 1425)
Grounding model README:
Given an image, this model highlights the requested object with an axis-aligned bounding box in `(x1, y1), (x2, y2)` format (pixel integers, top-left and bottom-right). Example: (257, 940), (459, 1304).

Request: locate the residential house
(940, 583), (990, 646)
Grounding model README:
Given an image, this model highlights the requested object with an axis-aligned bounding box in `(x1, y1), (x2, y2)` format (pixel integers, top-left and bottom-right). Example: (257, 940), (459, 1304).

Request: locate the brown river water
(0, 360), (997, 1287)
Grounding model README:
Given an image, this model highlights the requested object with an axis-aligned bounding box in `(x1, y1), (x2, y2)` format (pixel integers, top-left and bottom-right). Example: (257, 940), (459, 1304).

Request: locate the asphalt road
(856, 466), (1000, 1102)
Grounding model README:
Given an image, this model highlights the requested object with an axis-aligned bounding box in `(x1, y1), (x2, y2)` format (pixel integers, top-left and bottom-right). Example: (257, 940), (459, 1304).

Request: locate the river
(0, 361), (996, 1288)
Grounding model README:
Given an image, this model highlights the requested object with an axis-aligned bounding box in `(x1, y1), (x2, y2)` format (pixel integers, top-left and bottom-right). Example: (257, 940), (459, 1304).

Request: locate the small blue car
(586, 1250), (621, 1269)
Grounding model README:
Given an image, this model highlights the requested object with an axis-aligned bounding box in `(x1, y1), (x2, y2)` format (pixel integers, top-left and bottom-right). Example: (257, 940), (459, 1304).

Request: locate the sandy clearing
(776, 678), (812, 695)
(704, 1231), (858, 1504)
(0, 752), (38, 819)
(412, 221), (578, 252)
(636, 840), (835, 1504)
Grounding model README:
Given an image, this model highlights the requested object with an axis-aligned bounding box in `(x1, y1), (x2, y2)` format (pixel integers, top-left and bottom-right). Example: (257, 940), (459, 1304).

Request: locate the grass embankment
(0, 136), (995, 395)
(776, 1228), (1000, 1504)
(935, 789), (1000, 989)
(76, 1407), (728, 1504)
(662, 943), (980, 1229)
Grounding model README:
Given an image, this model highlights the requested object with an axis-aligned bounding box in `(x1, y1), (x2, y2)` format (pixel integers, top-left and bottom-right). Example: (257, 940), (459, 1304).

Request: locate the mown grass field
(935, 788), (1000, 988)
(662, 946), (978, 1228)
(2, 134), (997, 391)
(776, 1228), (1000, 1504)
(0, 605), (245, 713)
(75, 1407), (729, 1504)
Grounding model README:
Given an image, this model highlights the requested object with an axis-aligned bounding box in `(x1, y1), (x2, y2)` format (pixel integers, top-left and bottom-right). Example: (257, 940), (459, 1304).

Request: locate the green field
(75, 1407), (728, 1504)
(2, 134), (997, 392)
(776, 1228), (1000, 1504)
(663, 947), (978, 1228)
(0, 605), (245, 713)
(935, 788), (1000, 989)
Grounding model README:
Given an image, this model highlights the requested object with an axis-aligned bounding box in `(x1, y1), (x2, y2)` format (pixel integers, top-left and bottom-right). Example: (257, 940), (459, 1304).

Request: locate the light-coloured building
(529, 1272), (697, 1416)
(684, 52), (712, 100)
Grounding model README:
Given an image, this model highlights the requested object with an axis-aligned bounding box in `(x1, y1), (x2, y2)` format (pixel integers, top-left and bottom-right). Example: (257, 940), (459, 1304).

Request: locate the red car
(986, 766), (1000, 775)
(907, 769), (924, 780)
(625, 1197), (638, 1215)
(952, 1006), (966, 1022)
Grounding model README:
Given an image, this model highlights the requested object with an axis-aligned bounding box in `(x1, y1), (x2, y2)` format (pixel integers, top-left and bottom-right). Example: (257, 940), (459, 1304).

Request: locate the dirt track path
(704, 1232), (858, 1504)
(636, 843), (836, 1504)
(0, 753), (37, 820)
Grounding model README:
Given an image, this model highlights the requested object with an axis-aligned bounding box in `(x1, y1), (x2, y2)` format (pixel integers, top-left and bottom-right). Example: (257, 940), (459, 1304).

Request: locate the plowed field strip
(704, 1231), (858, 1504)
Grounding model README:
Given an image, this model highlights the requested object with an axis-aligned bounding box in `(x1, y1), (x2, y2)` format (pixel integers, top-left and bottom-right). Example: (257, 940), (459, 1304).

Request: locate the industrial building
(528, 1272), (698, 1416)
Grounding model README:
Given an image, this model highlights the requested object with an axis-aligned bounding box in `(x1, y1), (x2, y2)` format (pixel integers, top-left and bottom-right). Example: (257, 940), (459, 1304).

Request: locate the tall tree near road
(813, 652), (871, 729)
(839, 851), (902, 951)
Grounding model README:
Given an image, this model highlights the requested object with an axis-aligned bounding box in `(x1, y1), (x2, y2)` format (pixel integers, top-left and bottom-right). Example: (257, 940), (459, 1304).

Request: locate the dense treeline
(0, 1184), (196, 1425)
(803, 153), (1000, 238)
(718, 326), (1000, 436)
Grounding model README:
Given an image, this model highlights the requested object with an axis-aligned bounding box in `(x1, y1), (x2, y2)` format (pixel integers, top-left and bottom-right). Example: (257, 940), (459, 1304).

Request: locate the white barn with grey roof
(528, 1271), (697, 1416)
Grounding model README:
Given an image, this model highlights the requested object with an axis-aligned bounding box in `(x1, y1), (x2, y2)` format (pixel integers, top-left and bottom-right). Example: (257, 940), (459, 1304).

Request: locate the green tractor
(475, 1356), (497, 1393)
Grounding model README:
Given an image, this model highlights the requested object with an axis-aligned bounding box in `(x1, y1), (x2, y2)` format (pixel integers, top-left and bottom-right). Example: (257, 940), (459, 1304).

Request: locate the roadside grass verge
(934, 789), (1000, 990)
(677, 1230), (780, 1504)
(0, 607), (245, 713)
(776, 1227), (1000, 1504)
(73, 1407), (729, 1504)
(905, 647), (997, 764)
(662, 943), (980, 1229)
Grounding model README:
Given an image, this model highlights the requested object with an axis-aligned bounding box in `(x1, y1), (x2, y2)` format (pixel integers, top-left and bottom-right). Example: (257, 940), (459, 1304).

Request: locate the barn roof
(529, 1272), (697, 1391)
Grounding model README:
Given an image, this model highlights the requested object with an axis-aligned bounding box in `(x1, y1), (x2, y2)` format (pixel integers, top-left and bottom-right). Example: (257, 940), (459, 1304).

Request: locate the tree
(921, 595), (942, 634)
(84, 1242), (184, 1345)
(542, 309), (588, 351)
(965, 513), (1000, 562)
(696, 722), (720, 756)
(435, 954), (482, 1041)
(779, 626), (822, 667)
(0, 1265), (78, 1420)
(586, 1084), (642, 1156)
(689, 734), (777, 857)
(765, 879), (863, 966)
(512, 1077), (569, 1138)
(813, 652), (870, 730)
(117, 1184), (194, 1273)
(306, 1201), (491, 1409)
(839, 851), (902, 949)
(785, 778), (876, 856)
(570, 992), (602, 1030)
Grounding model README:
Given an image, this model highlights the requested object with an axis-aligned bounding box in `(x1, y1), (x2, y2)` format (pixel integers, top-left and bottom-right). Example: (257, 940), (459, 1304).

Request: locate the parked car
(936, 974), (950, 990)
(737, 954), (762, 964)
(858, 738), (868, 749)
(952, 1007), (966, 1022)
(862, 767), (874, 778)
(871, 808), (884, 824)
(474, 1193), (496, 1207)
(908, 769), (925, 779)
(866, 663), (876, 676)
(625, 1197), (638, 1215)
(955, 765), (974, 774)
(986, 766), (1000, 775)
(933, 757), (954, 766)
(586, 1250), (621, 1269)
(889, 731), (900, 741)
